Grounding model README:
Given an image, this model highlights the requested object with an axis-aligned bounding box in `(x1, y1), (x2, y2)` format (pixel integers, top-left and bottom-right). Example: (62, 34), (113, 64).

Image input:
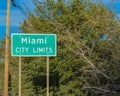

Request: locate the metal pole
(47, 57), (49, 96)
(4, 0), (10, 96)
(19, 57), (22, 96)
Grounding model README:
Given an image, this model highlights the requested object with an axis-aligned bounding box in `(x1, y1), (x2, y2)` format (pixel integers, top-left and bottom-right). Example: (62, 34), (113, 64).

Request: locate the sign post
(47, 57), (49, 96)
(11, 33), (56, 96)
(19, 57), (21, 96)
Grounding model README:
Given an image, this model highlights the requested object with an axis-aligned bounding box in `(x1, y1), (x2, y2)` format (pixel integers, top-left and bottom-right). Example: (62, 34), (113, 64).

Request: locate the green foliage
(1, 0), (120, 96)
(20, 0), (120, 96)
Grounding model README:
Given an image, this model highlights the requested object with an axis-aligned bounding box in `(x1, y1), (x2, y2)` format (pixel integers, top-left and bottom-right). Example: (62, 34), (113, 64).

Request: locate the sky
(0, 0), (120, 41)
(0, 0), (35, 41)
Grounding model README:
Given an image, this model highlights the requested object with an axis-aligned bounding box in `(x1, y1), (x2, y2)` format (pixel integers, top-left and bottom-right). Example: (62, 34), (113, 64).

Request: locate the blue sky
(0, 0), (35, 41)
(0, 0), (120, 41)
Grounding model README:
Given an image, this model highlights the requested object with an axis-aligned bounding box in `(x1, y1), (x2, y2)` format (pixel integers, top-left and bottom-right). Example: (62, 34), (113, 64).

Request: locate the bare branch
(65, 44), (109, 79)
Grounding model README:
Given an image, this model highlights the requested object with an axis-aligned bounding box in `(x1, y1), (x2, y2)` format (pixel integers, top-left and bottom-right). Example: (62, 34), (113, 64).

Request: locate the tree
(0, 0), (120, 96)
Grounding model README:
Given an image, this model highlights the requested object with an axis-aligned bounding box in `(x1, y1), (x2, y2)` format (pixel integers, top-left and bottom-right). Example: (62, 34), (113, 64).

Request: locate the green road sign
(11, 34), (57, 56)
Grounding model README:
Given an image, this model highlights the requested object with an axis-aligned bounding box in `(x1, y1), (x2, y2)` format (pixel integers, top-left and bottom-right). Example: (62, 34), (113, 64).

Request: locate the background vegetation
(0, 0), (120, 96)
